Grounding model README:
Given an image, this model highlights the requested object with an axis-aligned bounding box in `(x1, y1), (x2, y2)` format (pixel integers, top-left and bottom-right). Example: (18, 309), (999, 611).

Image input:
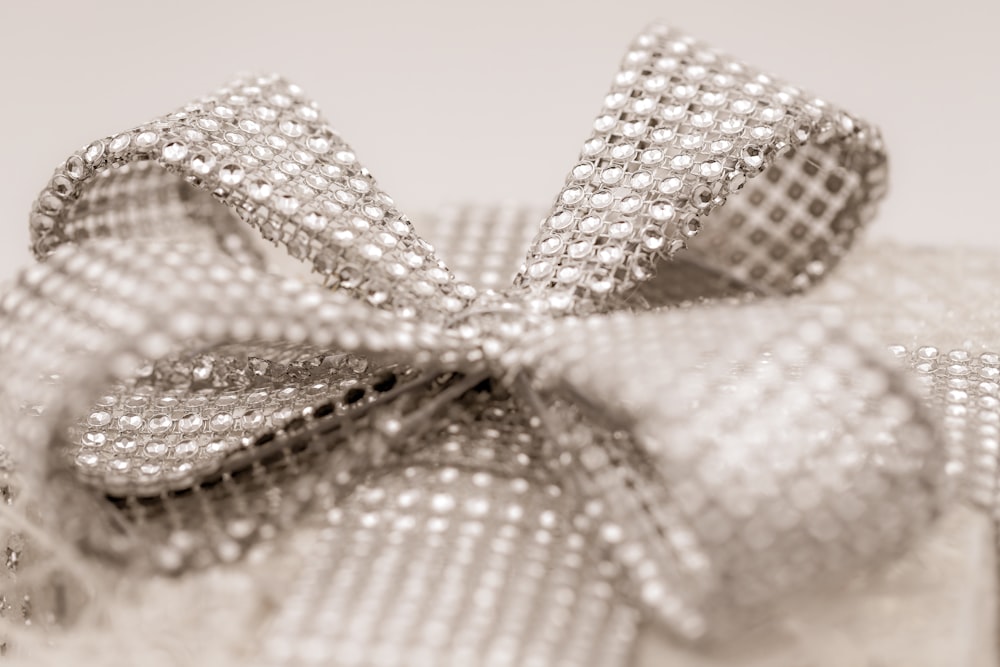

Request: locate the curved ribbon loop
(512, 23), (887, 314)
(30, 75), (473, 320)
(519, 304), (946, 639)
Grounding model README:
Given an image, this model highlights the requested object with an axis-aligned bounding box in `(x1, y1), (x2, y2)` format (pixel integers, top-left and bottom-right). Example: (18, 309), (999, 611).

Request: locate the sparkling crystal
(303, 212), (328, 231)
(119, 415), (143, 431)
(632, 98), (656, 114)
(598, 246), (623, 264)
(539, 237), (563, 255)
(210, 413), (234, 432)
(135, 131), (158, 148)
(81, 431), (106, 447)
(275, 195), (299, 214)
(163, 141), (188, 162)
(248, 180), (273, 201)
(616, 197), (642, 214)
(239, 119), (261, 134)
(83, 141), (104, 164)
(219, 163), (244, 186)
(583, 138), (605, 156)
(178, 414), (203, 433)
(190, 153), (216, 175)
(650, 202), (675, 221)
(659, 177), (682, 194)
(630, 172), (652, 189)
(148, 415), (173, 435)
(590, 192), (612, 208)
(561, 188), (583, 204)
(145, 442), (168, 457)
(108, 134), (131, 153)
(113, 437), (137, 452)
(608, 221), (632, 238)
(579, 216), (602, 233)
(600, 167), (623, 184)
(548, 211), (574, 230)
(527, 261), (553, 279)
(87, 411), (111, 427)
(307, 135), (331, 153)
(611, 144), (635, 160)
(64, 155), (86, 179)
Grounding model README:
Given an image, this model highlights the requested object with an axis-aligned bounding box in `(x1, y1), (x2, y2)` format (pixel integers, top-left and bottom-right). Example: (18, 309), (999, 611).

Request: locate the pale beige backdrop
(0, 0), (998, 282)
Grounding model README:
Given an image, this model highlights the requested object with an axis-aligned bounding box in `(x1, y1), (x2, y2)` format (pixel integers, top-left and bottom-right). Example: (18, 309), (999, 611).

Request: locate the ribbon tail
(262, 437), (639, 667)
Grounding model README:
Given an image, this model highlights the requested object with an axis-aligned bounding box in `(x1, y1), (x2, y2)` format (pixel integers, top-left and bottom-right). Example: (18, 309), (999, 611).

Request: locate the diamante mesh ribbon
(0, 21), (996, 667)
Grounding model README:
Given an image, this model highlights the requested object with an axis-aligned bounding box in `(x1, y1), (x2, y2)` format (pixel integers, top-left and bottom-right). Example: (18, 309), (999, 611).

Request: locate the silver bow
(0, 22), (995, 667)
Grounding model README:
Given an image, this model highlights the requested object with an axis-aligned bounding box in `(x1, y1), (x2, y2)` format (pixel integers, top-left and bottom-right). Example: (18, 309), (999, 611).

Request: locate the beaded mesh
(0, 21), (994, 667)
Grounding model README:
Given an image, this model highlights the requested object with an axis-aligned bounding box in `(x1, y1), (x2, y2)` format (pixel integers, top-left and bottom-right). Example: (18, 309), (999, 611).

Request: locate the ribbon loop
(522, 304), (946, 639)
(30, 75), (470, 320)
(0, 239), (457, 568)
(513, 23), (887, 314)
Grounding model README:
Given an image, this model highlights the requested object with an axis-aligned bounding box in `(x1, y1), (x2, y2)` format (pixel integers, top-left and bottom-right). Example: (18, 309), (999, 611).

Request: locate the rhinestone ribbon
(1, 22), (996, 667)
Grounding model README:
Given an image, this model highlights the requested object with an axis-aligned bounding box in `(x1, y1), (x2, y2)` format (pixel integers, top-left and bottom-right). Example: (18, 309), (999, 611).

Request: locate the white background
(0, 0), (997, 281)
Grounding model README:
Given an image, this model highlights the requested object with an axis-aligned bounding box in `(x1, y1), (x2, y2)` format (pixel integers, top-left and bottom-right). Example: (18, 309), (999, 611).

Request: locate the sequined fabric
(0, 21), (995, 667)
